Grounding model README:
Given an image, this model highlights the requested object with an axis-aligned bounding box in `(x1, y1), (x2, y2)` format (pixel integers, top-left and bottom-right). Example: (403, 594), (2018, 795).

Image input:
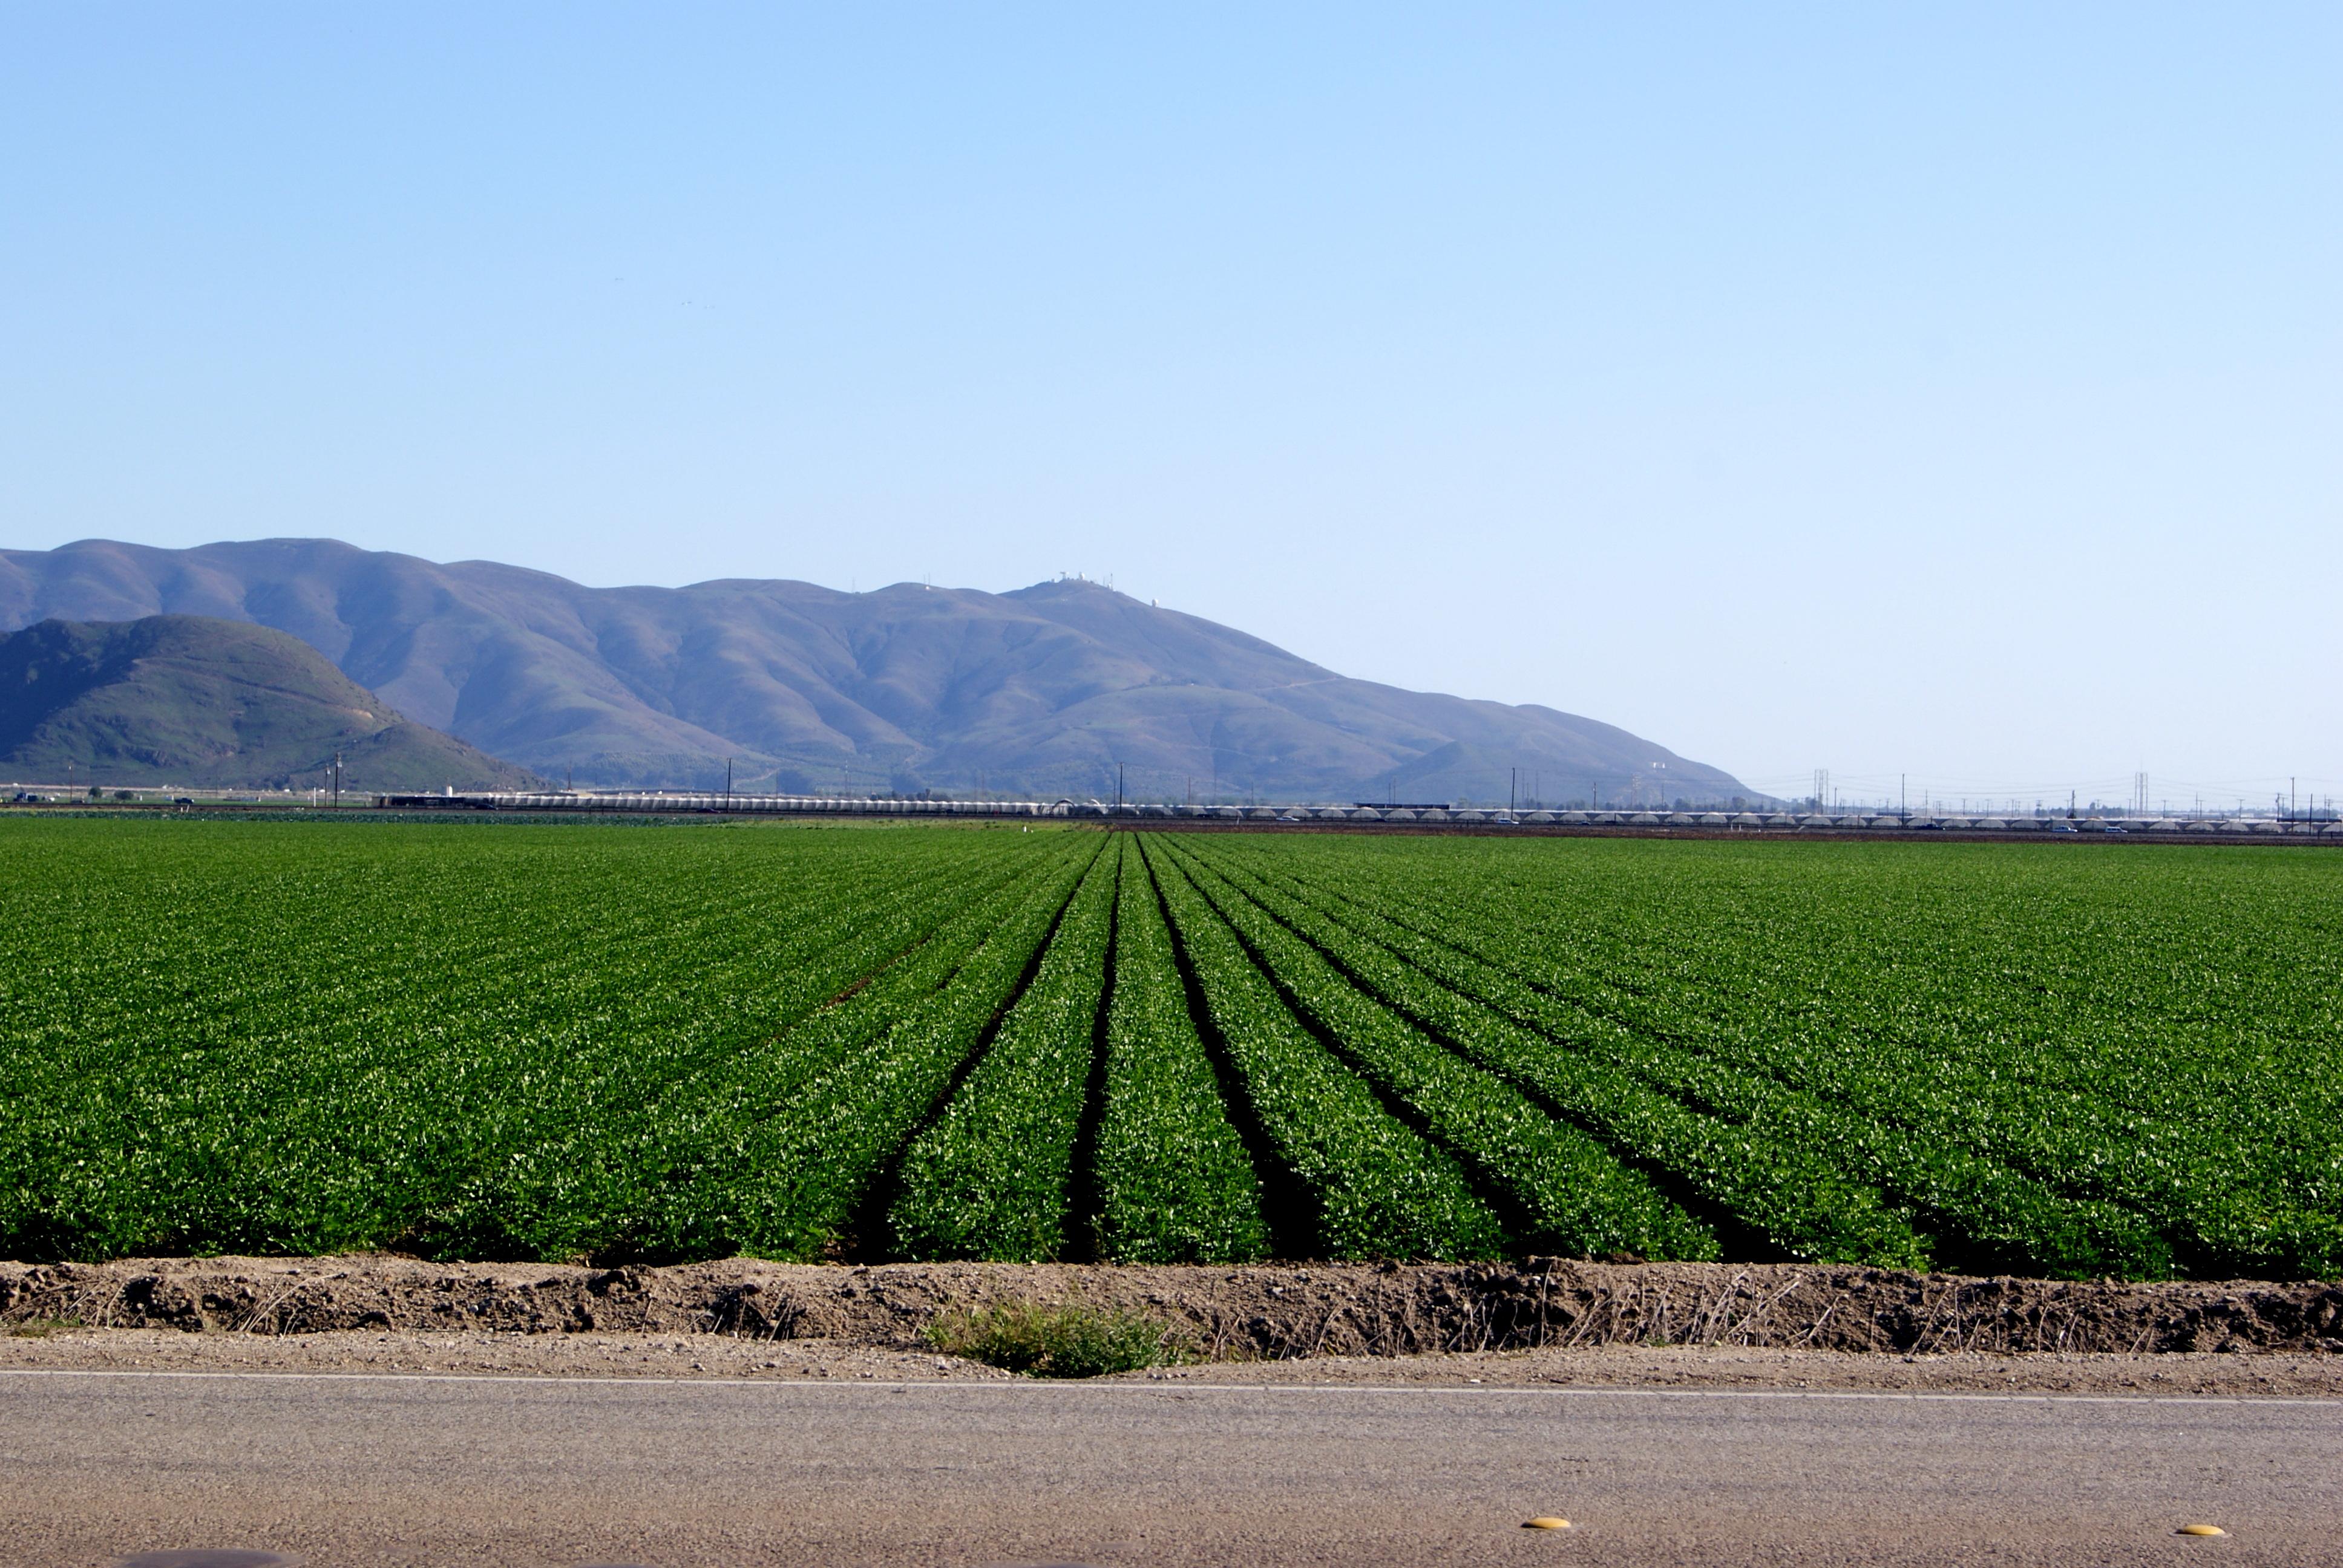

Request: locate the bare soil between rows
(5, 1255), (2338, 1365)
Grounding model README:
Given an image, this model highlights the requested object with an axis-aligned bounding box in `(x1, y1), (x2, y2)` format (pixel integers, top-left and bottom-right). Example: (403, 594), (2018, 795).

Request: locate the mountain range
(0, 614), (538, 792)
(0, 538), (1754, 805)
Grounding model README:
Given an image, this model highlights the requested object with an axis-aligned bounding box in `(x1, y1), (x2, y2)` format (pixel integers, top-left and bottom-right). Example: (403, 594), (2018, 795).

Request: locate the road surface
(2, 1370), (2335, 1566)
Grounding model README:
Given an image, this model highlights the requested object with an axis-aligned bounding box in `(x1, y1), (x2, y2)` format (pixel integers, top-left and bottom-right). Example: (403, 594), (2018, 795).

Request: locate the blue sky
(4, 4), (2336, 806)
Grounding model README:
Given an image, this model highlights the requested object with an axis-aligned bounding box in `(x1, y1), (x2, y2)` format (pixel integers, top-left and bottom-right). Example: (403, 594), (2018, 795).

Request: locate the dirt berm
(4, 1255), (2339, 1356)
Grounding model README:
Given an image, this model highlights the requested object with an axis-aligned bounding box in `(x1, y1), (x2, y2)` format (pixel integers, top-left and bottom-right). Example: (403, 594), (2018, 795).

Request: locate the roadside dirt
(5, 1254), (2339, 1367)
(7, 1324), (2342, 1397)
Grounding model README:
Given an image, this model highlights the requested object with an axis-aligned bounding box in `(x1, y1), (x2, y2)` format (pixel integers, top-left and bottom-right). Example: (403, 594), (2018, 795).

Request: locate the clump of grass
(7, 1316), (82, 1338)
(924, 1298), (1191, 1378)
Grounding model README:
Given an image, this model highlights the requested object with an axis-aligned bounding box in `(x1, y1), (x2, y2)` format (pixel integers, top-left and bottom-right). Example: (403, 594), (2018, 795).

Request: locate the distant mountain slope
(0, 614), (539, 791)
(0, 539), (1754, 803)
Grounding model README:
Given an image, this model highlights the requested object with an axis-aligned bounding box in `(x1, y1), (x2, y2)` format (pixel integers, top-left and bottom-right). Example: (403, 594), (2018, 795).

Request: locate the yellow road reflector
(1523, 1517), (1572, 1530)
(2177, 1524), (2227, 1537)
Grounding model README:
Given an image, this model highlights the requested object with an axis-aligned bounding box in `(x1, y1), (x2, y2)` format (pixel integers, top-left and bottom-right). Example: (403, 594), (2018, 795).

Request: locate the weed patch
(7, 1316), (82, 1338)
(925, 1298), (1191, 1377)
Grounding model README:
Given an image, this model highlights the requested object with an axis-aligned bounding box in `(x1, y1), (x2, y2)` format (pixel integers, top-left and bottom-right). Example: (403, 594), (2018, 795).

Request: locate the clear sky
(4, 4), (2336, 809)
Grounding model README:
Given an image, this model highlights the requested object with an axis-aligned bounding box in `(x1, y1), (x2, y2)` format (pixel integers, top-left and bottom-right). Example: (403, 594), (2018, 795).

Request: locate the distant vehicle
(2101, 823), (2127, 834)
(2052, 822), (2078, 833)
(10, 791), (47, 803)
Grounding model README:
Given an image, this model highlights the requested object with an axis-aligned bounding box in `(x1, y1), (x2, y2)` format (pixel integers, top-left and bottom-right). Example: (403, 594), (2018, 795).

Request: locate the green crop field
(2, 816), (2337, 1278)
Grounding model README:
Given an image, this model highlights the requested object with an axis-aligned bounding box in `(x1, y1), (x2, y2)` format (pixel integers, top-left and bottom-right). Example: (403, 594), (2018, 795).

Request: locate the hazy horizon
(5, 5), (2335, 808)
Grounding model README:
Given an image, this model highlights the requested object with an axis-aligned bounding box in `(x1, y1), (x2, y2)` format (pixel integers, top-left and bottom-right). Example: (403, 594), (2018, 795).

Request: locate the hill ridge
(0, 539), (1754, 803)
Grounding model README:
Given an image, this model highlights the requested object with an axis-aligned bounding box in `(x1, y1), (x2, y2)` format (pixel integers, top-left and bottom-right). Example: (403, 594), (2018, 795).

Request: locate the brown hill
(0, 539), (1754, 803)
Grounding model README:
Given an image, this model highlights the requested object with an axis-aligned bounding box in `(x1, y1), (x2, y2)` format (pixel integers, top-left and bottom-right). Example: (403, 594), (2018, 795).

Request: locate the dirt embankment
(5, 1255), (2339, 1358)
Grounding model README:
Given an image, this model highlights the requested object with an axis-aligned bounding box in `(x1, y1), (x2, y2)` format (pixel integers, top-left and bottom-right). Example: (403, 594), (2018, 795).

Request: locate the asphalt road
(2, 1370), (2336, 1567)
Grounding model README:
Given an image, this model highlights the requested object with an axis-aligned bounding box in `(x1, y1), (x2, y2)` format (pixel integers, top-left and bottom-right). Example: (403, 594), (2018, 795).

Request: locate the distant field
(1, 818), (2336, 1278)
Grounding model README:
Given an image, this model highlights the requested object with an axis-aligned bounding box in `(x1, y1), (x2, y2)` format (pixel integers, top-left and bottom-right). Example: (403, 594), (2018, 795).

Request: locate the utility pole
(726, 756), (733, 812)
(1900, 774), (1907, 823)
(1510, 767), (1517, 815)
(332, 751), (341, 811)
(1117, 763), (1124, 809)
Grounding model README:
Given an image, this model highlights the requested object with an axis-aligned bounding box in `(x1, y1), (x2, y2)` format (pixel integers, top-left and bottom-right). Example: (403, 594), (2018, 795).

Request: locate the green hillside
(0, 614), (539, 791)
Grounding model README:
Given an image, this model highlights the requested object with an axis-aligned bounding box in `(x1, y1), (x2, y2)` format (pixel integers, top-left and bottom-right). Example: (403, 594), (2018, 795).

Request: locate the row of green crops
(1179, 833), (2343, 1278)
(0, 817), (1075, 1259)
(885, 838), (1122, 1260)
(1, 816), (2336, 1277)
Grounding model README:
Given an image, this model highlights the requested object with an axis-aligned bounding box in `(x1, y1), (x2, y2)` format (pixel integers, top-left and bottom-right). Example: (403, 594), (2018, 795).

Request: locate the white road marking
(1, 1367), (2333, 1405)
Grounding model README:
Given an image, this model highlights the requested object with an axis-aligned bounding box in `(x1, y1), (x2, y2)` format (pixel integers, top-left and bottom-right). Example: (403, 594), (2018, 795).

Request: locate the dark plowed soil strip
(577, 862), (1041, 1131)
(790, 858), (1037, 1019)
(1136, 837), (1319, 1261)
(816, 971), (885, 1010)
(1060, 843), (1124, 1264)
(837, 841), (1107, 1262)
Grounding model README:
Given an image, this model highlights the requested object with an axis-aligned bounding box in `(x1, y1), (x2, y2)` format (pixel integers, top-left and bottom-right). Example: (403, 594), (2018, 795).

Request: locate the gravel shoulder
(4, 1252), (2339, 1396)
(8, 1252), (2341, 1352)
(6, 1324), (2342, 1397)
